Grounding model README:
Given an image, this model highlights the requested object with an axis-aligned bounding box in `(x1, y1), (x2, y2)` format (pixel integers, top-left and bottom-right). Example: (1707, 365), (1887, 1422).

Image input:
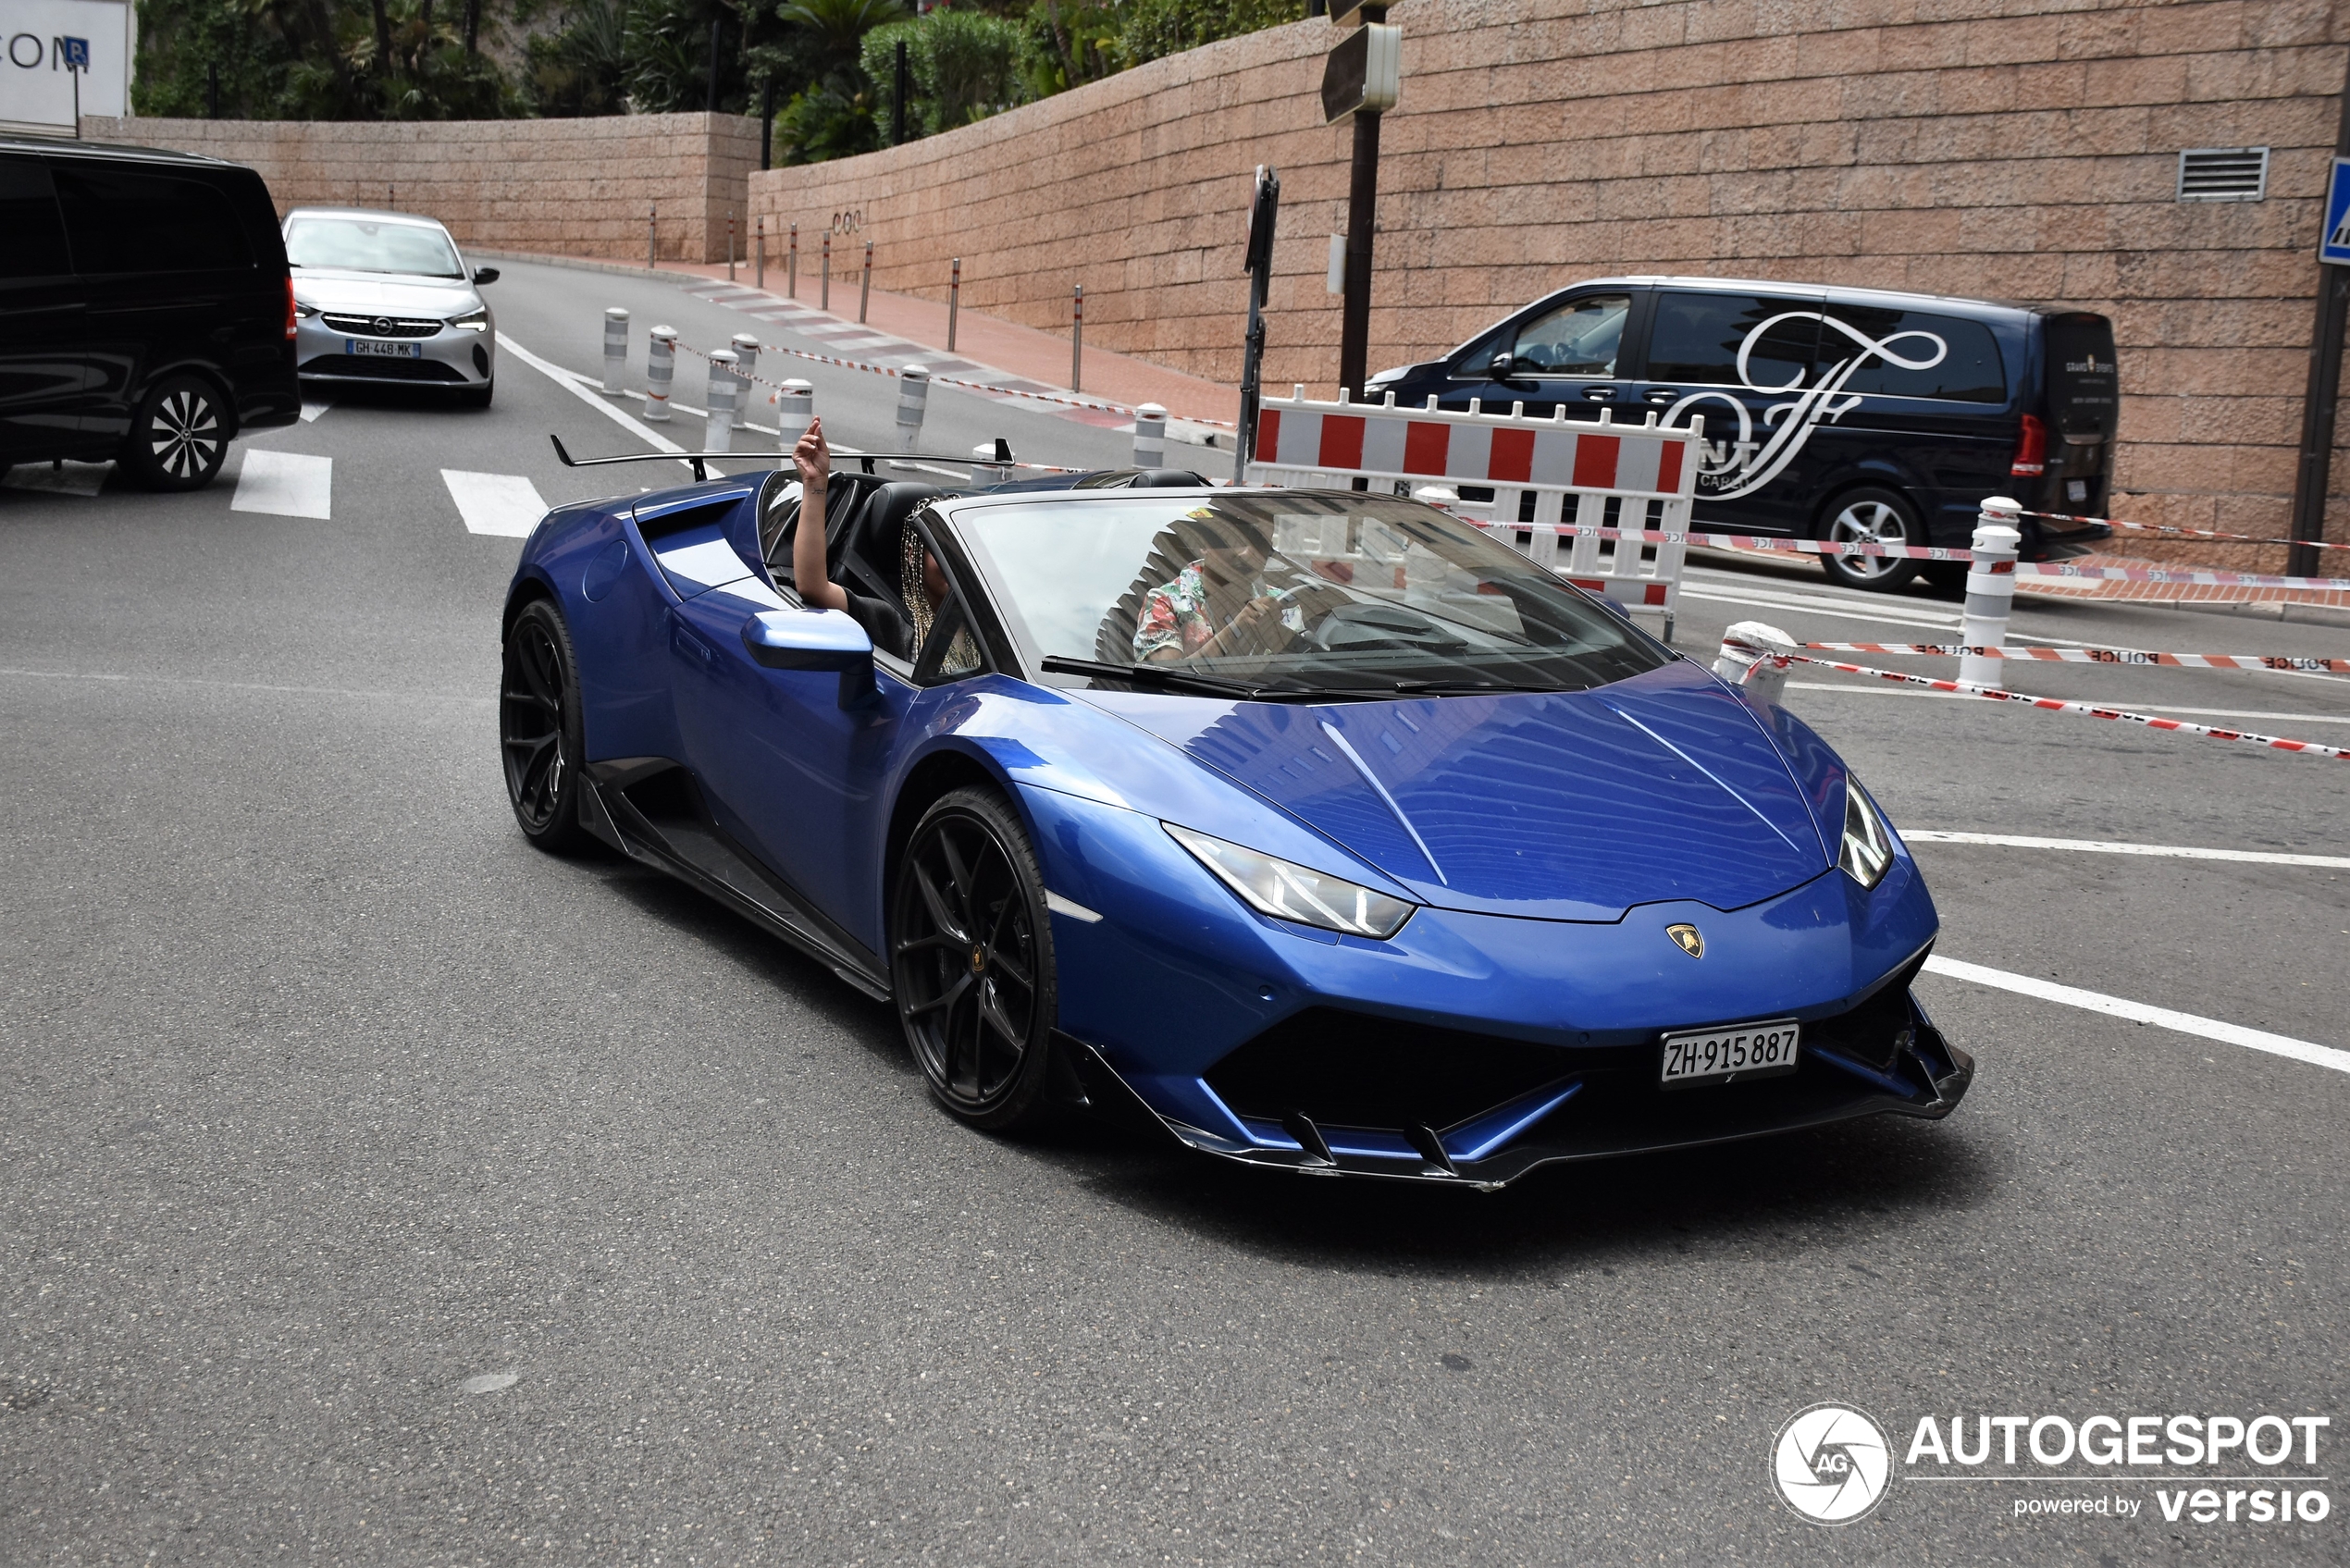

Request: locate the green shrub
(860, 7), (1028, 140)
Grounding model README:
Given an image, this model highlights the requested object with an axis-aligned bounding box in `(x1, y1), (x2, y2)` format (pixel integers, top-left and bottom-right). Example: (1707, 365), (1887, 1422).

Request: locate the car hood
(291, 269), (479, 316)
(1075, 661), (1832, 921)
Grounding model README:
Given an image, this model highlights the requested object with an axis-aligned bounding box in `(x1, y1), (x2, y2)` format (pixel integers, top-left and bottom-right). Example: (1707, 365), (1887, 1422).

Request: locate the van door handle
(1643, 388), (1679, 404)
(1582, 386), (1614, 401)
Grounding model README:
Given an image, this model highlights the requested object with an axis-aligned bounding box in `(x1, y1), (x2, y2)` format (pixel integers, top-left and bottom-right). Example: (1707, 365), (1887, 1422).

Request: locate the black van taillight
(2010, 413), (2047, 477)
(284, 276), (298, 341)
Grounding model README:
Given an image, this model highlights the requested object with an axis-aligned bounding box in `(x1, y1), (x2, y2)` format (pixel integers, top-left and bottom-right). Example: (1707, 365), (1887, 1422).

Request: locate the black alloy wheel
(123, 373), (230, 491)
(890, 787), (1060, 1131)
(1816, 486), (1923, 591)
(500, 599), (589, 852)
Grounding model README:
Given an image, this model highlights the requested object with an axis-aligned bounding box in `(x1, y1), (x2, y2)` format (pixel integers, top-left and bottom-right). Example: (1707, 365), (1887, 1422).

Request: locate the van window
(53, 164), (253, 275)
(2043, 313), (2119, 438)
(1509, 294), (1629, 377)
(0, 159), (70, 278)
(1817, 306), (2006, 403)
(1646, 293), (1820, 389)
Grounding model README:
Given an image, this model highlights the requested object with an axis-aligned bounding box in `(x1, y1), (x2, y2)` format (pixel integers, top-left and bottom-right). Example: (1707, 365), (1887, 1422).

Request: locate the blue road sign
(2323, 156), (2350, 266)
(57, 36), (91, 70)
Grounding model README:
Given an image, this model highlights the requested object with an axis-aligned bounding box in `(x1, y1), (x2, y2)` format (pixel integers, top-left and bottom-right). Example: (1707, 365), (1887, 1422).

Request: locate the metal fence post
(1070, 284), (1083, 392)
(1132, 402), (1167, 468)
(896, 364), (930, 455)
(647, 204), (657, 270)
(755, 215), (764, 290)
(789, 222), (798, 300)
(821, 231), (830, 311)
(1960, 499), (2023, 687)
(726, 210), (736, 281)
(644, 325), (676, 421)
(705, 348), (737, 452)
(860, 240), (872, 324)
(601, 306), (628, 396)
(777, 378), (814, 447)
(947, 258), (961, 353)
(1713, 621), (1795, 708)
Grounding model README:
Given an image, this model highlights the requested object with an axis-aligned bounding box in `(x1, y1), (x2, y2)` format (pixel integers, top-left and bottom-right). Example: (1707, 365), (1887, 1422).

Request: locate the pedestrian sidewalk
(478, 250), (1242, 435)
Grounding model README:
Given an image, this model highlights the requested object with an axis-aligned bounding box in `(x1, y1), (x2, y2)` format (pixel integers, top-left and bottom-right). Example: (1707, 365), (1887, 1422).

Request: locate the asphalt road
(3, 260), (2346, 1565)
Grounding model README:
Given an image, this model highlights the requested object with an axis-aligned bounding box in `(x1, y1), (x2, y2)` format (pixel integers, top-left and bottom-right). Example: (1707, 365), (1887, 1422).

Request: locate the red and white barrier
(1245, 389), (1705, 637)
(1799, 643), (2350, 674)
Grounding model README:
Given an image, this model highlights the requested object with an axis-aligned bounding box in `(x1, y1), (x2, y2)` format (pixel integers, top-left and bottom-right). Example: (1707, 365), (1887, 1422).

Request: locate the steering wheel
(1305, 599), (1470, 655)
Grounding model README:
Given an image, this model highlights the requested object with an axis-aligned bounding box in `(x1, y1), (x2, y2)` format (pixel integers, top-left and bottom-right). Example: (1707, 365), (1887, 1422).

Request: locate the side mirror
(742, 609), (877, 709)
(1488, 350), (1520, 382)
(472, 266), (500, 285)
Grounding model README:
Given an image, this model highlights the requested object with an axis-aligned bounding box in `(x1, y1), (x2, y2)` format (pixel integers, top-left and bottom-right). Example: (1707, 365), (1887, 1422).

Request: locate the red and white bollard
(601, 306), (628, 396)
(1960, 498), (2022, 688)
(1713, 621), (1796, 708)
(776, 378), (814, 447)
(895, 364), (930, 454)
(1414, 485), (1459, 513)
(704, 349), (737, 452)
(644, 325), (676, 422)
(1132, 403), (1168, 468)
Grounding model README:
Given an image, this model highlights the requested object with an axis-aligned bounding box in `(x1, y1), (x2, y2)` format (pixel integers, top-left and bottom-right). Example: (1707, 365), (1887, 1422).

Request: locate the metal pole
(789, 223), (798, 299)
(755, 216), (764, 290)
(947, 258), (960, 352)
(1235, 265), (1268, 484)
(1071, 284), (1083, 392)
(727, 210), (736, 281)
(892, 40), (910, 146)
(2289, 45), (2350, 578)
(648, 205), (657, 270)
(1339, 108), (1381, 401)
(821, 231), (830, 311)
(860, 241), (872, 323)
(705, 18), (721, 115)
(761, 78), (776, 171)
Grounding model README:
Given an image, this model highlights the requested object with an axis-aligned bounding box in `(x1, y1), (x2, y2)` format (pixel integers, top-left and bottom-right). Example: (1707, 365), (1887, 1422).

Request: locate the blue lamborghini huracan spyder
(499, 465), (1971, 1188)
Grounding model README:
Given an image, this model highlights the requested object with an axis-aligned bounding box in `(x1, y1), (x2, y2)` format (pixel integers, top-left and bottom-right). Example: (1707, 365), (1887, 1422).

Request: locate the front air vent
(2176, 147), (2269, 202)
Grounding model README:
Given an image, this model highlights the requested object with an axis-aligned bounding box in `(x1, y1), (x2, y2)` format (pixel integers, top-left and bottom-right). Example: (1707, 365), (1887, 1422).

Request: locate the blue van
(1365, 277), (2119, 589)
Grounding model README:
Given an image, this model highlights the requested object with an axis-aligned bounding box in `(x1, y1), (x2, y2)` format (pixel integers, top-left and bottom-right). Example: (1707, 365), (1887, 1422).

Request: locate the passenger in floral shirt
(1132, 517), (1285, 663)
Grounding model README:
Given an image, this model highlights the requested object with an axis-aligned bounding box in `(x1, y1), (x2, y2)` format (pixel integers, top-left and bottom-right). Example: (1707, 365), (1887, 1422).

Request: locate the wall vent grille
(2177, 147), (2270, 202)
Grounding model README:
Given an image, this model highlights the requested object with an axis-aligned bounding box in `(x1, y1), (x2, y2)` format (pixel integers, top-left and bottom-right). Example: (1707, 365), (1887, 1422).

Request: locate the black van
(1366, 277), (2119, 589)
(0, 135), (300, 492)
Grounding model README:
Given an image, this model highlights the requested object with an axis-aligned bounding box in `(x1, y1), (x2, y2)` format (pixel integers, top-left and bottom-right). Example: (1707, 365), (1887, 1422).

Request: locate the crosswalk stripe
(442, 470), (550, 537)
(299, 400), (332, 423)
(230, 450), (332, 519)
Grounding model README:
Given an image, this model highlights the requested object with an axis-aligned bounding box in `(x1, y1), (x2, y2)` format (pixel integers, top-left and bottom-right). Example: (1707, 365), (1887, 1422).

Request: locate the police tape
(2010, 559), (2350, 592)
(1773, 651), (2350, 759)
(2016, 507), (2350, 552)
(675, 339), (1237, 429)
(1799, 643), (2350, 674)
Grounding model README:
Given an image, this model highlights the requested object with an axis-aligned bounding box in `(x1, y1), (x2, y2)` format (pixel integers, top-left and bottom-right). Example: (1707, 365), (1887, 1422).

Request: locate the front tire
(1817, 487), (1923, 591)
(890, 787), (1060, 1132)
(122, 374), (230, 491)
(500, 599), (590, 853)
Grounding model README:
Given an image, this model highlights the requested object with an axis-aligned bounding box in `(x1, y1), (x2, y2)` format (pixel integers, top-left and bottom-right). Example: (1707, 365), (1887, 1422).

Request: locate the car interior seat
(761, 469), (882, 589)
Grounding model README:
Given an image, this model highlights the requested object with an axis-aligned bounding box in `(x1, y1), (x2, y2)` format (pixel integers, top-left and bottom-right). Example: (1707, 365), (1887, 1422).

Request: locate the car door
(0, 155), (93, 462)
(1447, 289), (1643, 421)
(1631, 289), (1827, 534)
(51, 157), (255, 447)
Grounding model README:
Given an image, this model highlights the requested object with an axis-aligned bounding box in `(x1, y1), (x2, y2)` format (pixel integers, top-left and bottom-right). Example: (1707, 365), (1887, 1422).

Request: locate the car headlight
(292, 300), (320, 318)
(448, 307), (489, 333)
(1837, 776), (1895, 890)
(1164, 823), (1413, 939)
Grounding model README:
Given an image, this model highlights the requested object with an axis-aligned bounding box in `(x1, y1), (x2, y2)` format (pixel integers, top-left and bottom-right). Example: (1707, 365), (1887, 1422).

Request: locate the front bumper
(294, 315), (493, 387)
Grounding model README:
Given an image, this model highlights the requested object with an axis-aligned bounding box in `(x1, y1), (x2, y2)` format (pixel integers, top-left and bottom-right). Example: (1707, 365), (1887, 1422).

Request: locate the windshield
(284, 217), (464, 279)
(955, 492), (1673, 698)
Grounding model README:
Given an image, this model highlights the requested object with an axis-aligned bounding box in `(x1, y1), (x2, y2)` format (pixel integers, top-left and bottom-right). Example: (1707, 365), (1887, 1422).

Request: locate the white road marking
(1680, 585), (1966, 634)
(230, 450), (332, 519)
(299, 399), (332, 423)
(1786, 681), (2350, 724)
(1921, 956), (2350, 1077)
(2, 461), (109, 497)
(1902, 831), (2350, 868)
(493, 329), (720, 478)
(442, 470), (550, 537)
(0, 666), (489, 704)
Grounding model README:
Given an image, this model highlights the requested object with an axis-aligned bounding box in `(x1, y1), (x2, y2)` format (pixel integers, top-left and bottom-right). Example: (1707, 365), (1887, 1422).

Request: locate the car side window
(1508, 294), (1629, 377)
(1645, 292), (1821, 389)
(52, 164), (252, 275)
(0, 159), (70, 279)
(1817, 306), (2007, 403)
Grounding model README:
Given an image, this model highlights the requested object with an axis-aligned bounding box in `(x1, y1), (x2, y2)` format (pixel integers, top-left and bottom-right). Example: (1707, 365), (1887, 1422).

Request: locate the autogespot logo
(1773, 1402), (1895, 1525)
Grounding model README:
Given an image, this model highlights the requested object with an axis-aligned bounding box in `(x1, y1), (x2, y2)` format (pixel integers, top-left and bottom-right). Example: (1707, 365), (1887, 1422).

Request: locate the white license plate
(344, 339), (422, 358)
(1659, 1020), (1800, 1087)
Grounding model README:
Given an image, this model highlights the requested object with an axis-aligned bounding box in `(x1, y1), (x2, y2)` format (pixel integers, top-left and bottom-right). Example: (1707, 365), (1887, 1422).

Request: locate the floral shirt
(1132, 560), (1218, 661)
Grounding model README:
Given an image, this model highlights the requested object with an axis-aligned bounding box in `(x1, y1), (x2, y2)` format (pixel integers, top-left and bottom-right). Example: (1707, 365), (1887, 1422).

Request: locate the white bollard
(1959, 498), (2023, 688)
(704, 348), (737, 453)
(895, 364), (931, 455)
(1413, 485), (1459, 513)
(1713, 620), (1796, 708)
(644, 325), (676, 422)
(1132, 402), (1169, 469)
(729, 331), (760, 383)
(601, 307), (628, 395)
(776, 378), (814, 447)
(971, 441), (1011, 486)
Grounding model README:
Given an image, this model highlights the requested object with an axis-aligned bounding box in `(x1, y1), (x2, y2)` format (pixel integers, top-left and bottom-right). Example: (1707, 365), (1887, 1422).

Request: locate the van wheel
(123, 374), (230, 491)
(1817, 488), (1922, 591)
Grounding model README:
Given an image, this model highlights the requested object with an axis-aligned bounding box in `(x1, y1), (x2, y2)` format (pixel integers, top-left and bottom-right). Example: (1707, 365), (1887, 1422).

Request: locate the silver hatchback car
(284, 208), (498, 406)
